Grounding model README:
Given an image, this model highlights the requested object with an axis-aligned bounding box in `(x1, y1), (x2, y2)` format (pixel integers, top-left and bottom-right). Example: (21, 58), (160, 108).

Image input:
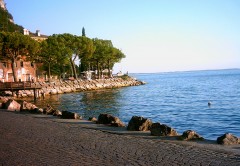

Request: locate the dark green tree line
(0, 31), (126, 81)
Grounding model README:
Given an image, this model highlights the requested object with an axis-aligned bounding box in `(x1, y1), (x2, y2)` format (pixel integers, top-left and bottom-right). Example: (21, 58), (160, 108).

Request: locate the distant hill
(0, 0), (23, 32)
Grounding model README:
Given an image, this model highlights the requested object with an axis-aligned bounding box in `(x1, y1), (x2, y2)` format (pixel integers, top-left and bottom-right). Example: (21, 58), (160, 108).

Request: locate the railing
(0, 81), (32, 89)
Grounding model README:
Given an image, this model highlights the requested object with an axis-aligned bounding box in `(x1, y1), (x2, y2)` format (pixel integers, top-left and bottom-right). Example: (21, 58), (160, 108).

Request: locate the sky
(4, 0), (240, 73)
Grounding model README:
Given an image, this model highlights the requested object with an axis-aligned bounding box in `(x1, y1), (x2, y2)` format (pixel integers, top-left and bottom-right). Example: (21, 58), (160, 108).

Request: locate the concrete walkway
(0, 110), (240, 166)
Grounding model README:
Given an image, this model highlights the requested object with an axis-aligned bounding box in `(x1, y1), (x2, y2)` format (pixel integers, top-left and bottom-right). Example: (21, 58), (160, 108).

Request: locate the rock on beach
(180, 130), (204, 141)
(97, 113), (125, 127)
(61, 111), (82, 119)
(150, 122), (178, 136)
(3, 99), (21, 111)
(127, 116), (152, 131)
(217, 133), (240, 145)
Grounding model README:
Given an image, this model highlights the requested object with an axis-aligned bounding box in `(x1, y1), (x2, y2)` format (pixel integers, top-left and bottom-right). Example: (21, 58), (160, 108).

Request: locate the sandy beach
(0, 110), (240, 166)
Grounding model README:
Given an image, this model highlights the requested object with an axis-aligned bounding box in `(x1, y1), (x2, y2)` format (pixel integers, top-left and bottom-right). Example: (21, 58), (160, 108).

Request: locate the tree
(106, 47), (125, 77)
(82, 27), (86, 37)
(90, 39), (125, 78)
(39, 35), (69, 80)
(0, 32), (39, 82)
(57, 34), (95, 79)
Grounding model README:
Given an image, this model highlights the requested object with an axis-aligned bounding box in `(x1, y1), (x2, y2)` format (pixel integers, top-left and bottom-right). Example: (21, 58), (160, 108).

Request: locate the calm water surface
(34, 69), (240, 140)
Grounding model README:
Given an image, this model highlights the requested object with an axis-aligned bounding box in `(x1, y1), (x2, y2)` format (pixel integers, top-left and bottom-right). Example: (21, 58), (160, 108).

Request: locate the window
(21, 61), (24, 67)
(31, 62), (34, 68)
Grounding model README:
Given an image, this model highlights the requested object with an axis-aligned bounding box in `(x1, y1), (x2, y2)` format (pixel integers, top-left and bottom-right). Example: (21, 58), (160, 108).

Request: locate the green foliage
(0, 7), (23, 33)
(0, 7), (126, 80)
(82, 27), (86, 37)
(86, 38), (125, 77)
(0, 32), (39, 81)
(39, 35), (70, 78)
(0, 31), (125, 80)
(54, 33), (95, 78)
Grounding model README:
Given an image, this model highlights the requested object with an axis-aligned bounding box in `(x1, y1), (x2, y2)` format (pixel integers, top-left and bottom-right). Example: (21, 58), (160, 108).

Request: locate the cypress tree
(82, 27), (86, 36)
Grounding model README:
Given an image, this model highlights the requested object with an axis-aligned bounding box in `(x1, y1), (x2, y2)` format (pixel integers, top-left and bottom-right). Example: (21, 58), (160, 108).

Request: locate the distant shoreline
(130, 68), (240, 74)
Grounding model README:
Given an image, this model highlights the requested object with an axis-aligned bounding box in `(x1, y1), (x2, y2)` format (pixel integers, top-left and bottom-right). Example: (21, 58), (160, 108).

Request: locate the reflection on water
(34, 89), (123, 119)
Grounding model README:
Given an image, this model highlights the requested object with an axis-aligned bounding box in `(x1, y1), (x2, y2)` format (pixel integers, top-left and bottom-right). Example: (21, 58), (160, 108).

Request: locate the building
(24, 29), (48, 42)
(0, 59), (36, 82)
(0, 30), (48, 82)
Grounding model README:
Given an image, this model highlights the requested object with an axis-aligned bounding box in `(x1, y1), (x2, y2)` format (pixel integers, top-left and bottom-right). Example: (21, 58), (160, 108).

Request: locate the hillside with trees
(0, 2), (125, 81)
(0, 3), (23, 33)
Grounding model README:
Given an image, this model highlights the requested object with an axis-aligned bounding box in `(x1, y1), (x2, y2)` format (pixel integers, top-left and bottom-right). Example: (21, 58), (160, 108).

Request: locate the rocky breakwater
(2, 77), (145, 98)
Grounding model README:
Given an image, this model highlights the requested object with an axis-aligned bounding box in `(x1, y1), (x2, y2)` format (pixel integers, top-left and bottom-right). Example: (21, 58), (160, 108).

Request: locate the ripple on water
(33, 69), (240, 140)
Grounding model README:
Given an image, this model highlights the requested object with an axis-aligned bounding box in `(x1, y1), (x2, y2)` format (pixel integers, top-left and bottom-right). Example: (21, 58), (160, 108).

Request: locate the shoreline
(1, 77), (146, 98)
(1, 94), (240, 143)
(0, 110), (240, 165)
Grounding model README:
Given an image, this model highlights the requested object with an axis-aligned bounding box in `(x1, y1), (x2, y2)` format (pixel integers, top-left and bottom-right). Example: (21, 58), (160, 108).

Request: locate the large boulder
(20, 101), (38, 112)
(127, 116), (152, 131)
(180, 130), (204, 141)
(217, 133), (240, 145)
(150, 123), (178, 136)
(61, 111), (82, 119)
(3, 99), (21, 111)
(97, 113), (125, 127)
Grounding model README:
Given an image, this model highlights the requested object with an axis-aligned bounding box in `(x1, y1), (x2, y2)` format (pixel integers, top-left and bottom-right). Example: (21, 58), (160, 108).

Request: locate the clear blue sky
(5, 0), (240, 73)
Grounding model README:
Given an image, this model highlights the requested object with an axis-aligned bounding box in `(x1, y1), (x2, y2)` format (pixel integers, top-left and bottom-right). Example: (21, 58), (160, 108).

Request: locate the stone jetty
(1, 77), (145, 97)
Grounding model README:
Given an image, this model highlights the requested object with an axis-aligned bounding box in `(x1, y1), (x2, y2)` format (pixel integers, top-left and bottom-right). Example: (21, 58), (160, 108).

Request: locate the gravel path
(0, 110), (240, 166)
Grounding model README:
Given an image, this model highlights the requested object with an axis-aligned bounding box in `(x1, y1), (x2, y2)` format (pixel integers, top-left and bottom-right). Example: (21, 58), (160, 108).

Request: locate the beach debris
(179, 130), (204, 141)
(150, 122), (178, 136)
(127, 116), (152, 131)
(217, 133), (240, 145)
(61, 111), (82, 119)
(97, 113), (125, 127)
(3, 99), (21, 111)
(88, 117), (97, 122)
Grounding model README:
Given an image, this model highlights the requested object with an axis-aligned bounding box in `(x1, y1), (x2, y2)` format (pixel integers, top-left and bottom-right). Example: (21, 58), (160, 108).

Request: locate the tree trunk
(48, 62), (51, 81)
(11, 58), (17, 82)
(97, 61), (100, 79)
(70, 58), (77, 79)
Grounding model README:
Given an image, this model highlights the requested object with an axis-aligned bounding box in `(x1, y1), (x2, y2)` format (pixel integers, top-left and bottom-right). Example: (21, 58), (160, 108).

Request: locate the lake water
(34, 69), (240, 140)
